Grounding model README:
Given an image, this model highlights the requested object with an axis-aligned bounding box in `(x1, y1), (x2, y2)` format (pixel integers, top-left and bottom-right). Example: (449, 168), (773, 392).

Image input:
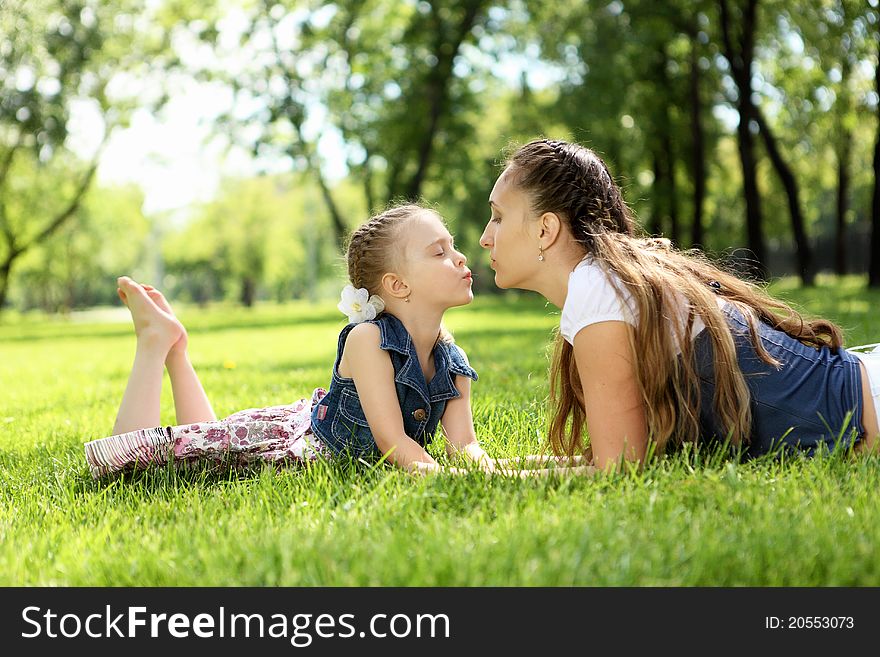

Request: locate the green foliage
(9, 181), (149, 312)
(161, 173), (364, 305)
(0, 0), (171, 310)
(3, 0), (880, 310)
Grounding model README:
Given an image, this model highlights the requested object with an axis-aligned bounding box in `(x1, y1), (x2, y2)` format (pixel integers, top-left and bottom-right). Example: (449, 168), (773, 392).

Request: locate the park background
(2, 0), (880, 313)
(2, 0), (880, 586)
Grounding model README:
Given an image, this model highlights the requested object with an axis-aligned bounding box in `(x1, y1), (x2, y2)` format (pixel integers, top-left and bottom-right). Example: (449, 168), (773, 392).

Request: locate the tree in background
(161, 173), (364, 306)
(171, 0), (495, 250)
(3, 0), (880, 310)
(0, 0), (169, 312)
(10, 183), (149, 312)
(516, 1), (723, 251)
(768, 0), (875, 277)
(717, 0), (771, 279)
(871, 1), (880, 288)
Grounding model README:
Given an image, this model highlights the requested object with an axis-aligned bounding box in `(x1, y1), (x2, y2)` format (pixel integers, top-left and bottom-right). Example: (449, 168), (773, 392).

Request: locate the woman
(479, 138), (880, 470)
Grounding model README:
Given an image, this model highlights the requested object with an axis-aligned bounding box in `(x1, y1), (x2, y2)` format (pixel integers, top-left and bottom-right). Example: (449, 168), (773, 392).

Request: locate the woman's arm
(571, 320), (648, 470)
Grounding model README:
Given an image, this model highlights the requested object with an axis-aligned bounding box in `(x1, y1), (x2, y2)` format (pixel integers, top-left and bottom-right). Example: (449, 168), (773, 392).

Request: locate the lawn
(1, 276), (879, 586)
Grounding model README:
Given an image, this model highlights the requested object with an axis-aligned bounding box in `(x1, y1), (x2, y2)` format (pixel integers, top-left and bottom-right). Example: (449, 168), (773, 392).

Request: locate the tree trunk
(753, 108), (814, 285)
(240, 276), (256, 307)
(835, 130), (852, 276)
(363, 159), (376, 215)
(689, 38), (706, 249)
(268, 13), (350, 253)
(870, 52), (880, 288)
(604, 135), (622, 182)
(650, 45), (678, 244)
(0, 155), (100, 314)
(0, 257), (11, 311)
(664, 130), (680, 246)
(403, 0), (484, 200)
(736, 99), (767, 278)
(288, 129), (348, 252)
(313, 165), (347, 252)
(651, 151), (664, 236)
(719, 0), (768, 280)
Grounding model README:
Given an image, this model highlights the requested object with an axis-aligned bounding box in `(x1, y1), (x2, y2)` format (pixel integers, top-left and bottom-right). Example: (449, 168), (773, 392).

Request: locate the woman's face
(479, 167), (540, 290)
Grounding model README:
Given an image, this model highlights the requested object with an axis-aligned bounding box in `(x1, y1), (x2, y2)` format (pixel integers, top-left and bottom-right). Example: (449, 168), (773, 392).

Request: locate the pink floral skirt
(84, 388), (329, 478)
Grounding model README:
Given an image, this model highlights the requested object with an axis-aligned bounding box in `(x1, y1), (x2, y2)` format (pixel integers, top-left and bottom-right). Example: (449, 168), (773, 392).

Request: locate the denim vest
(310, 313), (478, 458)
(693, 304), (864, 457)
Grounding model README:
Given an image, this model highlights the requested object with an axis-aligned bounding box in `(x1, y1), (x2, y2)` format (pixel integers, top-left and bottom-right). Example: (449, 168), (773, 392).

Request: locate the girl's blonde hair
(506, 139), (842, 458)
(345, 202), (454, 342)
(346, 203), (432, 293)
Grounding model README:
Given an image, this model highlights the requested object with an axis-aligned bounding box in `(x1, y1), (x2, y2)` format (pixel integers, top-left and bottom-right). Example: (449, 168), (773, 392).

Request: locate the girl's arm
(343, 324), (595, 478)
(439, 374), (495, 471)
(344, 326), (594, 478)
(572, 320), (648, 470)
(344, 323), (440, 471)
(436, 350), (597, 478)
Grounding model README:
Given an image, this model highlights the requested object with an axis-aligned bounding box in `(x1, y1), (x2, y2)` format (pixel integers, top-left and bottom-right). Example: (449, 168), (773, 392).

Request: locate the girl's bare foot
(140, 284), (188, 358)
(117, 276), (184, 356)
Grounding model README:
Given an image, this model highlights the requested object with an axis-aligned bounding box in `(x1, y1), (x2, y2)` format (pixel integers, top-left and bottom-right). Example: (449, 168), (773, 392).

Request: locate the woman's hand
(407, 459), (596, 478)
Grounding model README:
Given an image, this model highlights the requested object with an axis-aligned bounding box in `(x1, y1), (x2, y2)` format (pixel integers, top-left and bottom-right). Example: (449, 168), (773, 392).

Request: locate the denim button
(412, 408), (427, 422)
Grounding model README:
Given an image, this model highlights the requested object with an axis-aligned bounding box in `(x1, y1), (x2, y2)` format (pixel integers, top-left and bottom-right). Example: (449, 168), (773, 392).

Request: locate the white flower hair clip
(338, 284), (385, 324)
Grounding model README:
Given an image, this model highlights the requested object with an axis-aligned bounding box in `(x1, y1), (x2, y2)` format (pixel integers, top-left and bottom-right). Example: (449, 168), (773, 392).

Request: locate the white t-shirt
(560, 258), (718, 347)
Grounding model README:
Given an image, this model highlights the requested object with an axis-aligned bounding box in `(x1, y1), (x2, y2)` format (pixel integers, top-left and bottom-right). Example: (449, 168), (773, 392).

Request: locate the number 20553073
(764, 616), (854, 629)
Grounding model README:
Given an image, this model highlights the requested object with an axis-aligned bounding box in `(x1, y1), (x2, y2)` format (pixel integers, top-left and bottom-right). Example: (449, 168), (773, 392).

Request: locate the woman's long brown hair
(507, 139), (843, 458)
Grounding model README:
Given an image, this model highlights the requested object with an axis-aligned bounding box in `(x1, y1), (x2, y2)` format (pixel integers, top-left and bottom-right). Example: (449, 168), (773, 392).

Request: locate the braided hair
(346, 204), (433, 295)
(507, 139), (636, 243)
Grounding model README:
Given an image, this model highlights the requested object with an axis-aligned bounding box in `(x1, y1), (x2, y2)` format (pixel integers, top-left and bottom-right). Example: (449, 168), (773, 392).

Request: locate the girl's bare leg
(141, 284), (217, 424)
(111, 277), (183, 435)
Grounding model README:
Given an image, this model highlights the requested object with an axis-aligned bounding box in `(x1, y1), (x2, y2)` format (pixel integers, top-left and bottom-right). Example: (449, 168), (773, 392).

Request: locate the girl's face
(480, 167), (540, 290)
(401, 212), (473, 309)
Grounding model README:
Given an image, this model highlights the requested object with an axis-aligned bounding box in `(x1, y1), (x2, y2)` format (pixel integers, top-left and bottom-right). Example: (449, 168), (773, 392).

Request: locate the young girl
(85, 203), (590, 478)
(479, 138), (880, 470)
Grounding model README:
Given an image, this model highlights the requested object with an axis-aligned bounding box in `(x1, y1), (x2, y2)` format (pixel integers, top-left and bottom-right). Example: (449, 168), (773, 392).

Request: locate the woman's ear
(381, 272), (411, 301)
(538, 211), (563, 248)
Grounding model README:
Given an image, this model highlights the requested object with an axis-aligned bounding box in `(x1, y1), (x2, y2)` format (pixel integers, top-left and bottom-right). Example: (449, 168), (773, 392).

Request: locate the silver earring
(538, 247), (545, 262)
(404, 294), (411, 303)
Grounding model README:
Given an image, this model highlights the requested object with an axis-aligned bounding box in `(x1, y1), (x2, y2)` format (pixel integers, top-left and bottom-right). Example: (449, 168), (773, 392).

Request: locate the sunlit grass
(1, 277), (879, 585)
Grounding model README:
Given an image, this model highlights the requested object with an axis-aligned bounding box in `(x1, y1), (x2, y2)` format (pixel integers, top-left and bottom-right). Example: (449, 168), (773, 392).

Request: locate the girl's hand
(408, 461), (466, 476)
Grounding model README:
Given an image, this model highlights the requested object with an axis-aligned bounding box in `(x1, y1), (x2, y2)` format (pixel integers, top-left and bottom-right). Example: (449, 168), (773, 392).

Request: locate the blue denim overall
(694, 305), (865, 457)
(310, 313), (478, 458)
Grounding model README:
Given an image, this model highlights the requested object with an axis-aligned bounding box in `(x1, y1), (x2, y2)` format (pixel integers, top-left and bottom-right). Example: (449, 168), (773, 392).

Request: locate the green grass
(1, 276), (880, 586)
